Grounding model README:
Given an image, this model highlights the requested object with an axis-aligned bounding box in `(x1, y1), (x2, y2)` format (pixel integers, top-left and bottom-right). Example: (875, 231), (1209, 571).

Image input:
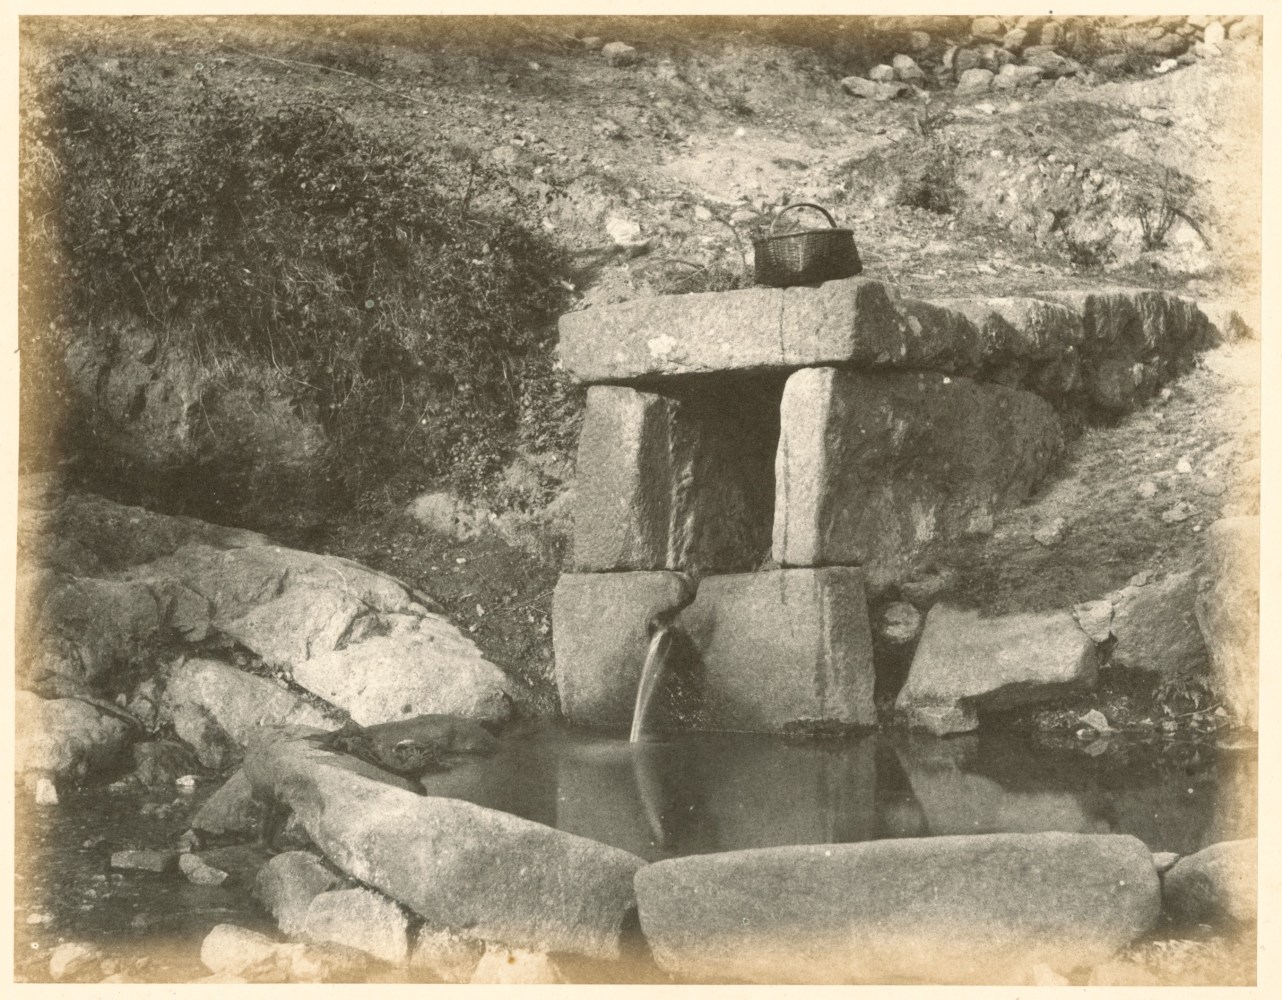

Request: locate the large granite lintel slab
(558, 277), (909, 383)
(557, 281), (1218, 421)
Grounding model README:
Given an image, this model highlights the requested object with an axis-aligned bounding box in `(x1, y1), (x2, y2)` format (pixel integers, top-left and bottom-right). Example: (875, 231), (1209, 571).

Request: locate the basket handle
(768, 202), (840, 235)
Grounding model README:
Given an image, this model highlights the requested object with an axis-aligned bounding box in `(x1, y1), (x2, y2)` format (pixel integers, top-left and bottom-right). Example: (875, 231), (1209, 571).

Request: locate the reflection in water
(417, 725), (1254, 862)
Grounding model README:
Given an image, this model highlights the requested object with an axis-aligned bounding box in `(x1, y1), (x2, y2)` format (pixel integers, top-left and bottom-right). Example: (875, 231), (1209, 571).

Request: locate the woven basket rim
(753, 227), (854, 245)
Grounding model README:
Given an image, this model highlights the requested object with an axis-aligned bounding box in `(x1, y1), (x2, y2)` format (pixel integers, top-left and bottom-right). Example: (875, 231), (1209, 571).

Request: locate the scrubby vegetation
(20, 53), (580, 514)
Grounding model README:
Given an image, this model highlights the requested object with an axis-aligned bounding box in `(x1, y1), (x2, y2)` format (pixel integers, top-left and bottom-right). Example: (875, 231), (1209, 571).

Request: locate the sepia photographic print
(9, 6), (1271, 989)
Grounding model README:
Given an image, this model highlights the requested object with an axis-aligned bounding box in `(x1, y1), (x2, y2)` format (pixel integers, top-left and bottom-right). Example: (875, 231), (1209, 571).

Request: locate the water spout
(630, 626), (675, 743)
(629, 573), (698, 743)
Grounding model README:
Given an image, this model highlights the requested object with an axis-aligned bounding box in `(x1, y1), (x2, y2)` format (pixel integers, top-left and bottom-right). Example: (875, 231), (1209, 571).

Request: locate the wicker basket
(752, 203), (862, 288)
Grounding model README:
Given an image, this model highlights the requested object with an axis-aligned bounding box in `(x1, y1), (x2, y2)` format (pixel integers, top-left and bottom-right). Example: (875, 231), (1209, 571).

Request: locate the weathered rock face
(675, 568), (877, 732)
(191, 768), (261, 837)
(125, 541), (514, 725)
(17, 571), (163, 697)
(249, 735), (646, 960)
(18, 487), (267, 572)
(117, 540), (429, 658)
(1162, 839), (1257, 926)
(1195, 517), (1259, 728)
(61, 319), (325, 480)
(15, 690), (133, 786)
(161, 658), (336, 769)
(255, 851), (346, 940)
(773, 368), (1064, 587)
(291, 622), (514, 726)
(553, 571), (693, 728)
(301, 888), (410, 968)
(572, 381), (780, 575)
(634, 832), (1160, 984)
(897, 604), (1098, 734)
(1109, 571), (1208, 679)
(20, 491), (515, 771)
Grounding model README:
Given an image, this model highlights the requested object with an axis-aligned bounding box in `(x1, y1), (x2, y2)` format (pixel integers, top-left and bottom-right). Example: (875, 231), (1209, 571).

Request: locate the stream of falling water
(630, 626), (675, 743)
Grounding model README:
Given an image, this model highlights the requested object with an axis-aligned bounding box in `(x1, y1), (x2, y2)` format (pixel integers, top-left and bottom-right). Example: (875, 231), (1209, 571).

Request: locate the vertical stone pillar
(572, 383), (777, 576)
(572, 386), (679, 573)
(773, 367), (1063, 590)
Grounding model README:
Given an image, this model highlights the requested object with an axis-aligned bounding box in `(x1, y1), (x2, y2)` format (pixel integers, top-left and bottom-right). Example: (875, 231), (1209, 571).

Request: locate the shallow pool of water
(421, 726), (1256, 863)
(14, 724), (1255, 982)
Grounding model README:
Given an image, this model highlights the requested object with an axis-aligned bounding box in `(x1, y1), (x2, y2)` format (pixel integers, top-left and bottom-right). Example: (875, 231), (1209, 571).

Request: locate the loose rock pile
(838, 14), (1261, 101)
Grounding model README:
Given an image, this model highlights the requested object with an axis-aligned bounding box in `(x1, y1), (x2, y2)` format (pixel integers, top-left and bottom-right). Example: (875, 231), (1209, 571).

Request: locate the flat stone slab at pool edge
(633, 831), (1160, 984)
(246, 732), (646, 960)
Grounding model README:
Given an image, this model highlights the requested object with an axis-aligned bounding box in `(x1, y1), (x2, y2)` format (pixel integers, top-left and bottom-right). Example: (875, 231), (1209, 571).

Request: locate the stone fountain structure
(551, 277), (1215, 734)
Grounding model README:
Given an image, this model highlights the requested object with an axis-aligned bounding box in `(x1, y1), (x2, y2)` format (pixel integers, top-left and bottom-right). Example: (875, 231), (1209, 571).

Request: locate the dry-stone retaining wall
(554, 276), (1217, 734)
